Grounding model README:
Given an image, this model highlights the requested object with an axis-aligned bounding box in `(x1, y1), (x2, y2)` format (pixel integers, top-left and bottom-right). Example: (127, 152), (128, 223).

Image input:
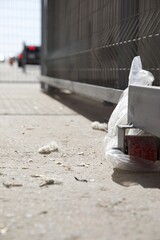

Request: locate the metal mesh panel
(42, 0), (160, 90)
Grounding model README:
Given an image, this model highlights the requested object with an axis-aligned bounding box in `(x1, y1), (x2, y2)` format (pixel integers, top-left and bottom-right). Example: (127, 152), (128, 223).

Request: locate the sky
(0, 0), (41, 58)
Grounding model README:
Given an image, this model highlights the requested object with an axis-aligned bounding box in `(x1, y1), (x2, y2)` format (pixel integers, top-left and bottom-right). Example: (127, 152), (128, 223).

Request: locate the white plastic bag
(106, 149), (160, 172)
(128, 56), (154, 86)
(104, 88), (128, 151)
(104, 56), (159, 172)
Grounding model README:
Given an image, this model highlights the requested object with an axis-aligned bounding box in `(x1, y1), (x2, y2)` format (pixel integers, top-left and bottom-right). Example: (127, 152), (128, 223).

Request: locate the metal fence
(42, 0), (160, 90)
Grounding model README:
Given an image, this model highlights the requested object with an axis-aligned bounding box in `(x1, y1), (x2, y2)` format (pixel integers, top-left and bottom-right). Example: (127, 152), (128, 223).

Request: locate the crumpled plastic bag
(104, 56), (160, 172)
(106, 149), (160, 172)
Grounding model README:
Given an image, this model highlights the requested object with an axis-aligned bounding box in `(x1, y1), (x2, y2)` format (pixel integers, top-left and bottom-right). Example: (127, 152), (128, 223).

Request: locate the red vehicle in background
(17, 45), (41, 67)
(17, 53), (23, 67)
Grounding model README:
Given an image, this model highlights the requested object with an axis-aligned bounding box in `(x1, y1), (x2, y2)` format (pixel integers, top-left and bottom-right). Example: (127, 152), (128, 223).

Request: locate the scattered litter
(60, 164), (65, 167)
(89, 179), (95, 182)
(31, 174), (63, 187)
(40, 178), (63, 187)
(55, 161), (65, 167)
(48, 158), (55, 161)
(3, 183), (23, 188)
(55, 161), (62, 165)
(26, 128), (34, 130)
(31, 174), (44, 178)
(97, 199), (123, 209)
(77, 163), (89, 167)
(0, 225), (8, 235)
(92, 121), (108, 132)
(38, 141), (58, 154)
(74, 176), (88, 183)
(22, 167), (29, 170)
(78, 152), (84, 156)
(65, 166), (72, 171)
(39, 211), (48, 215)
(61, 153), (67, 157)
(28, 159), (33, 162)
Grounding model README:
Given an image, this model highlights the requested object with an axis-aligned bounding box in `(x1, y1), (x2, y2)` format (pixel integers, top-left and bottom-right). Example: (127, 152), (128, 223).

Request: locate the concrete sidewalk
(1, 83), (160, 240)
(0, 63), (39, 83)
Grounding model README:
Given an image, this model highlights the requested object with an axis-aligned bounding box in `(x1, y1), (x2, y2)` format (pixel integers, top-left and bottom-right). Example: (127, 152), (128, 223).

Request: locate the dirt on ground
(1, 83), (160, 240)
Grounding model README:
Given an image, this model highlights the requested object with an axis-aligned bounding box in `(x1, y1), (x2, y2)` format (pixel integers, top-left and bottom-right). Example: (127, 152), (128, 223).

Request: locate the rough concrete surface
(0, 83), (160, 240)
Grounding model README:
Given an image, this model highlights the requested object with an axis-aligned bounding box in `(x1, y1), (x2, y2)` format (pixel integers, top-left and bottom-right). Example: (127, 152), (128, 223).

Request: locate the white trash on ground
(104, 56), (160, 172)
(38, 141), (58, 154)
(92, 121), (108, 132)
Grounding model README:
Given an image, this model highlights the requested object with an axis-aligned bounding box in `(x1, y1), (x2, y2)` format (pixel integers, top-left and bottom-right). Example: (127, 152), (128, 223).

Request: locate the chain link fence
(42, 0), (160, 90)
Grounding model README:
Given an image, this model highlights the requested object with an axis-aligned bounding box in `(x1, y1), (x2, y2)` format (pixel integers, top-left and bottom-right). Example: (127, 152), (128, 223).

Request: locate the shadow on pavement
(47, 91), (115, 122)
(112, 169), (160, 189)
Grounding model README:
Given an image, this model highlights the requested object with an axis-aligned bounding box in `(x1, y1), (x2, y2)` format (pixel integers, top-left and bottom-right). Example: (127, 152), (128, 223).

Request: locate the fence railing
(41, 0), (160, 90)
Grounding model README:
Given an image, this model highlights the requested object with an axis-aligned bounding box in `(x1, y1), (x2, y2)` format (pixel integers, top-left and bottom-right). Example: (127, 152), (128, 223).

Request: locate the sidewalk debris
(31, 174), (44, 178)
(92, 121), (108, 131)
(38, 141), (58, 154)
(61, 153), (67, 157)
(0, 172), (5, 176)
(55, 161), (63, 165)
(22, 167), (29, 170)
(39, 210), (48, 215)
(77, 163), (90, 167)
(0, 225), (8, 235)
(3, 183), (23, 188)
(40, 178), (63, 187)
(78, 152), (84, 156)
(74, 176), (88, 183)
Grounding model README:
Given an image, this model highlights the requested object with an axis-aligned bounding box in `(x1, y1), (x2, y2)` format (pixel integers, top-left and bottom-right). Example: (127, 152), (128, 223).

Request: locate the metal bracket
(117, 124), (133, 152)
